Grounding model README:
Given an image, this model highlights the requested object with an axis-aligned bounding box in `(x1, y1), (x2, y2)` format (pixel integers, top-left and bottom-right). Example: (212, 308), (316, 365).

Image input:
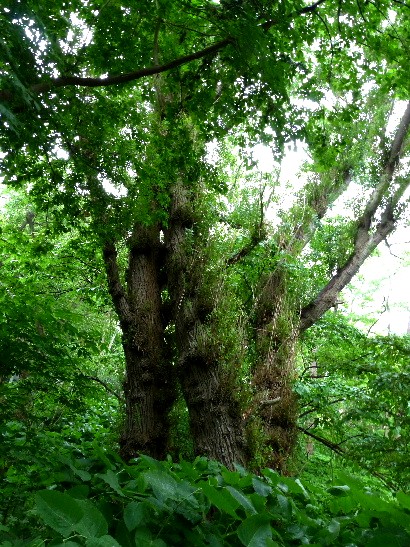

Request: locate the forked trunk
(103, 228), (176, 461)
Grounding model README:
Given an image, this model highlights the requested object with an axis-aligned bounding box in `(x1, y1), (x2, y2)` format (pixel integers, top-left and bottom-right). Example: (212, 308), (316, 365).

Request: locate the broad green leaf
(143, 470), (178, 501)
(75, 499), (108, 538)
(287, 524), (306, 541)
(226, 486), (257, 515)
(67, 485), (90, 500)
(366, 532), (409, 547)
(96, 469), (124, 497)
(35, 490), (83, 538)
(294, 479), (309, 499)
(86, 535), (122, 547)
(134, 526), (168, 546)
(252, 477), (272, 497)
(397, 491), (410, 511)
(236, 514), (273, 546)
(200, 481), (239, 518)
(59, 456), (92, 482)
(124, 501), (145, 531)
(327, 519), (340, 539)
(143, 469), (197, 506)
(51, 543), (81, 547)
(277, 494), (292, 518)
(327, 485), (350, 497)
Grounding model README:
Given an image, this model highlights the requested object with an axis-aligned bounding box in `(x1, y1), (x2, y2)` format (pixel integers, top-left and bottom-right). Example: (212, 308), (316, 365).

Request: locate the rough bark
(165, 182), (247, 468)
(251, 269), (298, 471)
(103, 228), (176, 461)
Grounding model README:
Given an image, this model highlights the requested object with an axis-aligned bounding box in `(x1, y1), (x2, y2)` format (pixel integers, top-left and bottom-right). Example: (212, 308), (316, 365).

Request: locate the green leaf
(226, 486), (257, 515)
(327, 519), (340, 539)
(52, 543), (82, 547)
(86, 535), (122, 547)
(75, 499), (108, 538)
(134, 527), (167, 546)
(35, 490), (83, 538)
(276, 494), (291, 518)
(200, 481), (239, 518)
(96, 469), (124, 497)
(252, 477), (272, 497)
(397, 491), (410, 511)
(294, 479), (309, 499)
(327, 485), (350, 497)
(236, 514), (273, 546)
(143, 469), (179, 501)
(124, 501), (145, 531)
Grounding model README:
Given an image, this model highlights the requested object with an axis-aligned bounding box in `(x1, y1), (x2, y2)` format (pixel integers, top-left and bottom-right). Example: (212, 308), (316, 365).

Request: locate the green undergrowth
(1, 448), (410, 546)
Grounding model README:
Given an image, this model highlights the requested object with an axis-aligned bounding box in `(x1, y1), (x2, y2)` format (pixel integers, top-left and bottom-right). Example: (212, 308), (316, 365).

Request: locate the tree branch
(299, 397), (345, 418)
(102, 241), (132, 329)
(226, 230), (267, 266)
(0, 0), (327, 103)
(0, 39), (230, 103)
(298, 425), (345, 455)
(300, 101), (410, 332)
(298, 426), (394, 488)
(82, 374), (122, 400)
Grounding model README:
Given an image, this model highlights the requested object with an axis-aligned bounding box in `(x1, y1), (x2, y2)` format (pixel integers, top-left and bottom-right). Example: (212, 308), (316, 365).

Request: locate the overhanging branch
(82, 374), (122, 400)
(0, 0), (327, 103)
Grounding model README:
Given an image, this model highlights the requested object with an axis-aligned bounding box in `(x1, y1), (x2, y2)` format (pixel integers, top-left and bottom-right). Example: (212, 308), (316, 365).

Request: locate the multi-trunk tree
(2, 0), (410, 469)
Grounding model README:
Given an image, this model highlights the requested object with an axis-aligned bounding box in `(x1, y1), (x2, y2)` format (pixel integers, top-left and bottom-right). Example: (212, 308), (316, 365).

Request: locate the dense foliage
(1, 0), (410, 543)
(2, 446), (410, 546)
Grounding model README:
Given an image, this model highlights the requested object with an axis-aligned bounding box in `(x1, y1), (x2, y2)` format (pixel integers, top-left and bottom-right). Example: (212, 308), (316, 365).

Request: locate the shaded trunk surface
(104, 229), (176, 461)
(252, 270), (298, 471)
(180, 358), (247, 468)
(165, 182), (247, 469)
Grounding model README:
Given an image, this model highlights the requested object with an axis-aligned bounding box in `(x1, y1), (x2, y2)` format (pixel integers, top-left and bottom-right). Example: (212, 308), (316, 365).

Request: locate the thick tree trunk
(179, 352), (247, 468)
(252, 270), (298, 471)
(165, 182), (247, 468)
(103, 228), (176, 461)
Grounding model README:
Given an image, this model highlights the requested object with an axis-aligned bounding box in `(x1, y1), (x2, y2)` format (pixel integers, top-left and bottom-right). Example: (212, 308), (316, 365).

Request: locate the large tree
(1, 0), (410, 469)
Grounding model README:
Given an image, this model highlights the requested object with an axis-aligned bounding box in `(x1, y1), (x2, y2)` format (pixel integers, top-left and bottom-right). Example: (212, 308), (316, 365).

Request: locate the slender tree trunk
(165, 182), (247, 468)
(103, 227), (176, 461)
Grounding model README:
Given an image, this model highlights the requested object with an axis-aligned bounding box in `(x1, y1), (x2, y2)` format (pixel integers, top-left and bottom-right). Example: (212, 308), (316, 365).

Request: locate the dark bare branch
(298, 426), (345, 455)
(298, 426), (394, 487)
(226, 230), (267, 266)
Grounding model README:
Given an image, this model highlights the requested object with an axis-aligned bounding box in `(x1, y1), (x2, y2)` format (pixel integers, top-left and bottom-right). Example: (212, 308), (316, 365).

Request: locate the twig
(82, 374), (122, 400)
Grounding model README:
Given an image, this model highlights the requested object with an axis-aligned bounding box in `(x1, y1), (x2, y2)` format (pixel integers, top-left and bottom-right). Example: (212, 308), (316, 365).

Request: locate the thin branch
(298, 426), (394, 488)
(298, 426), (345, 455)
(83, 374), (122, 400)
(226, 231), (266, 266)
(299, 398), (345, 418)
(366, 296), (389, 335)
